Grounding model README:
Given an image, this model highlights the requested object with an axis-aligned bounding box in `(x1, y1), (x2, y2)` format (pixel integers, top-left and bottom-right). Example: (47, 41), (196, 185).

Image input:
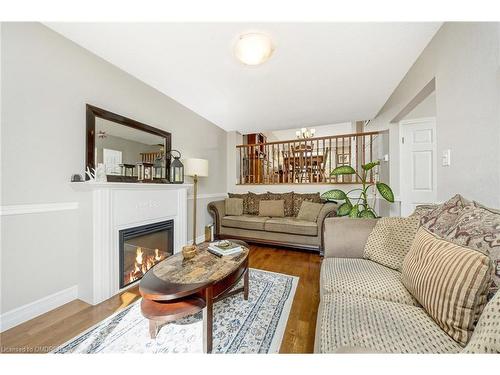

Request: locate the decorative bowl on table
(182, 245), (197, 260)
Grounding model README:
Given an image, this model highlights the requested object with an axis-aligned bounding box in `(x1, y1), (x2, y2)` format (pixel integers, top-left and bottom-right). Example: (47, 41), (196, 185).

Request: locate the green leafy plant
(321, 161), (394, 218)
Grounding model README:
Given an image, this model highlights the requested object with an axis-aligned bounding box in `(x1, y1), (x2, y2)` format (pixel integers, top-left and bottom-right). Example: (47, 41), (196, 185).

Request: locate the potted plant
(321, 161), (394, 218)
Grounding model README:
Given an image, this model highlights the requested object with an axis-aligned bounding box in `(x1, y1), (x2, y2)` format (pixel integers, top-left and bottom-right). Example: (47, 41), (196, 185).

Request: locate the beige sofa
(208, 192), (338, 253)
(315, 217), (500, 353)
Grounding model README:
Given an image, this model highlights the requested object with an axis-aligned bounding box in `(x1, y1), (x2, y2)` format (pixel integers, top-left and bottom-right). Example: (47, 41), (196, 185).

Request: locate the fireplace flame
(125, 246), (166, 285)
(136, 247), (144, 265)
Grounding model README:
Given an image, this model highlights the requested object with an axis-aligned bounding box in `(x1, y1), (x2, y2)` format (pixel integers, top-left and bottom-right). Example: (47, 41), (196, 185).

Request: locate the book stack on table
(207, 241), (243, 257)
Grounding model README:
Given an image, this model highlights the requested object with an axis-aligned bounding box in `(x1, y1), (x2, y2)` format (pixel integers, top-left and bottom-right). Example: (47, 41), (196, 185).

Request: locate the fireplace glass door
(119, 220), (174, 288)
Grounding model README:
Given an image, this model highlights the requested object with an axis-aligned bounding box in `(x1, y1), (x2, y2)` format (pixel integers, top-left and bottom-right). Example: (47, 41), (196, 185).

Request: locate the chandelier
(295, 128), (316, 139)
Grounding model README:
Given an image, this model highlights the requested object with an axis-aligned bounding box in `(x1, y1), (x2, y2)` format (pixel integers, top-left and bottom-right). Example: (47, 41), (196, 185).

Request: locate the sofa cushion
(228, 193), (249, 214)
(292, 192), (321, 216)
(267, 192), (295, 217)
(363, 216), (420, 271)
(323, 218), (378, 259)
(444, 202), (500, 300)
(463, 290), (500, 353)
(402, 227), (492, 345)
(297, 201), (323, 222)
(420, 194), (470, 238)
(246, 192), (271, 215)
(320, 258), (419, 306)
(225, 198), (243, 216)
(316, 293), (462, 353)
(221, 215), (269, 231)
(264, 217), (317, 236)
(258, 199), (284, 217)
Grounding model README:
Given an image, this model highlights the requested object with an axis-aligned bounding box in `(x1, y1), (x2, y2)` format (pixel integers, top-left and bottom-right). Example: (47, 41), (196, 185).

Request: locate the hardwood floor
(0, 245), (321, 354)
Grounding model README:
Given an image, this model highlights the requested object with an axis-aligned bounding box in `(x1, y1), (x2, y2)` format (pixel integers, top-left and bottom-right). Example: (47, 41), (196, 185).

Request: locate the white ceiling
(46, 22), (441, 133)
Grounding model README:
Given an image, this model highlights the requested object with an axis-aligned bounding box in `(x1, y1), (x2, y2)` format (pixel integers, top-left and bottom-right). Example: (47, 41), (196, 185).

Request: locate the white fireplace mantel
(71, 182), (192, 305)
(71, 181), (193, 190)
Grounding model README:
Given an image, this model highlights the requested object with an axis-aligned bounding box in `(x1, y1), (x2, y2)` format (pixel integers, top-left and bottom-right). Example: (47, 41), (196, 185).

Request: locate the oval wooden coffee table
(139, 241), (249, 353)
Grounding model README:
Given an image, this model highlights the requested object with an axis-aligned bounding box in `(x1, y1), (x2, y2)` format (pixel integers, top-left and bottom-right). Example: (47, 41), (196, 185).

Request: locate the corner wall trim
(0, 285), (79, 332)
(0, 202), (79, 216)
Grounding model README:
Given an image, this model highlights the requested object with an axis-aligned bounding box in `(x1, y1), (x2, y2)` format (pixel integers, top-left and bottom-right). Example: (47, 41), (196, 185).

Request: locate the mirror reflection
(95, 117), (166, 180)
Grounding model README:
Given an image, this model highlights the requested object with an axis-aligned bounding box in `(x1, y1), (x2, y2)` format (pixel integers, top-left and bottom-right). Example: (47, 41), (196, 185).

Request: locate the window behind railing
(236, 131), (382, 185)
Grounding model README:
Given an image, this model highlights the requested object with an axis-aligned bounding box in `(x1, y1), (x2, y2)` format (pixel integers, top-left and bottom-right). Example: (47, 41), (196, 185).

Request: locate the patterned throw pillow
(409, 204), (439, 219)
(444, 202), (500, 300)
(292, 192), (321, 217)
(228, 193), (249, 214)
(267, 192), (294, 217)
(402, 227), (492, 346)
(463, 289), (500, 353)
(363, 217), (420, 271)
(246, 192), (271, 215)
(420, 194), (470, 238)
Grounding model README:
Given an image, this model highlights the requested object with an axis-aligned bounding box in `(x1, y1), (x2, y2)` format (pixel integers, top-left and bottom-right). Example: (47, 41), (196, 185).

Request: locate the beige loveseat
(315, 216), (500, 353)
(208, 192), (338, 253)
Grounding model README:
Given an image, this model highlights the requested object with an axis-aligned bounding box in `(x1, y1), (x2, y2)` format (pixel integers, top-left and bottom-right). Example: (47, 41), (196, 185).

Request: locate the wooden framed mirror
(86, 104), (172, 183)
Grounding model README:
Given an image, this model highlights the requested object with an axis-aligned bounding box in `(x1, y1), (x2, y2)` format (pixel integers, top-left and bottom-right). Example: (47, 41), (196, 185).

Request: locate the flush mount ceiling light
(234, 33), (274, 66)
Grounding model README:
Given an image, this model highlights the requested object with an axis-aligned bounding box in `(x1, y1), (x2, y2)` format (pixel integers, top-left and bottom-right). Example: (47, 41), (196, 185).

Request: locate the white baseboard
(186, 234), (209, 245)
(0, 285), (78, 332)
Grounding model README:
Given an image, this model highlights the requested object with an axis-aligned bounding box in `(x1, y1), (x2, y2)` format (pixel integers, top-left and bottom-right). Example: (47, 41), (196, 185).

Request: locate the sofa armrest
(207, 200), (225, 238)
(317, 203), (338, 255)
(317, 202), (339, 224)
(322, 217), (379, 259)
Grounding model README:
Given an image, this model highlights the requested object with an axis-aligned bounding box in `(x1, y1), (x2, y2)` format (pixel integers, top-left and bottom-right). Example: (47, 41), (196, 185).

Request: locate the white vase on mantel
(95, 163), (107, 183)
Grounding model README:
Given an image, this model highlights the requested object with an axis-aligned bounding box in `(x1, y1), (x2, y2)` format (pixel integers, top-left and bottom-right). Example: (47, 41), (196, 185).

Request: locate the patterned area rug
(53, 269), (298, 354)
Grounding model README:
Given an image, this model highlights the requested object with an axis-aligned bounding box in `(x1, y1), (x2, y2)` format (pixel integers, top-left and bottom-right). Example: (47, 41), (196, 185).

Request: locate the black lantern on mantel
(168, 150), (184, 184)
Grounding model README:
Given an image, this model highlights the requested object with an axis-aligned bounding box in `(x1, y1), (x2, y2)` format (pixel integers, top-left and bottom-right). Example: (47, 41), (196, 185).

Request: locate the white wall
(367, 22), (500, 209)
(0, 23), (227, 316)
(402, 92), (436, 120)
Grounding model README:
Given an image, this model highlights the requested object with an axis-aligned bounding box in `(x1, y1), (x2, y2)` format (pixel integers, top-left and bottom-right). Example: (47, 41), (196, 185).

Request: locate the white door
(400, 117), (437, 216)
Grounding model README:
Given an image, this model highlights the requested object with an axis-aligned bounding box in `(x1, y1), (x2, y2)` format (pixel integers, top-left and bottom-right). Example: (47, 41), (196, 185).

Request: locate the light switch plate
(442, 149), (451, 166)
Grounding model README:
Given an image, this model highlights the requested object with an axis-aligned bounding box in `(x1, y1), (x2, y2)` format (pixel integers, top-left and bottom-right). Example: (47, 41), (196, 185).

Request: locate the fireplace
(119, 220), (174, 288)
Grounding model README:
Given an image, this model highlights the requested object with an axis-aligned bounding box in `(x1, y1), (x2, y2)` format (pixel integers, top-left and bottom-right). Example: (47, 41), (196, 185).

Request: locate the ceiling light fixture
(296, 128), (316, 139)
(234, 33), (274, 66)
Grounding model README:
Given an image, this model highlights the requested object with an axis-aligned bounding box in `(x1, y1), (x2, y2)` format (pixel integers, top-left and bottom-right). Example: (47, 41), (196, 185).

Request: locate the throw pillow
(462, 289), (500, 353)
(225, 198), (243, 216)
(247, 192), (271, 215)
(296, 201), (323, 222)
(228, 193), (249, 214)
(444, 201), (500, 300)
(420, 194), (470, 237)
(409, 204), (439, 219)
(292, 192), (321, 217)
(267, 191), (295, 217)
(363, 216), (420, 271)
(402, 227), (492, 346)
(258, 200), (285, 217)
